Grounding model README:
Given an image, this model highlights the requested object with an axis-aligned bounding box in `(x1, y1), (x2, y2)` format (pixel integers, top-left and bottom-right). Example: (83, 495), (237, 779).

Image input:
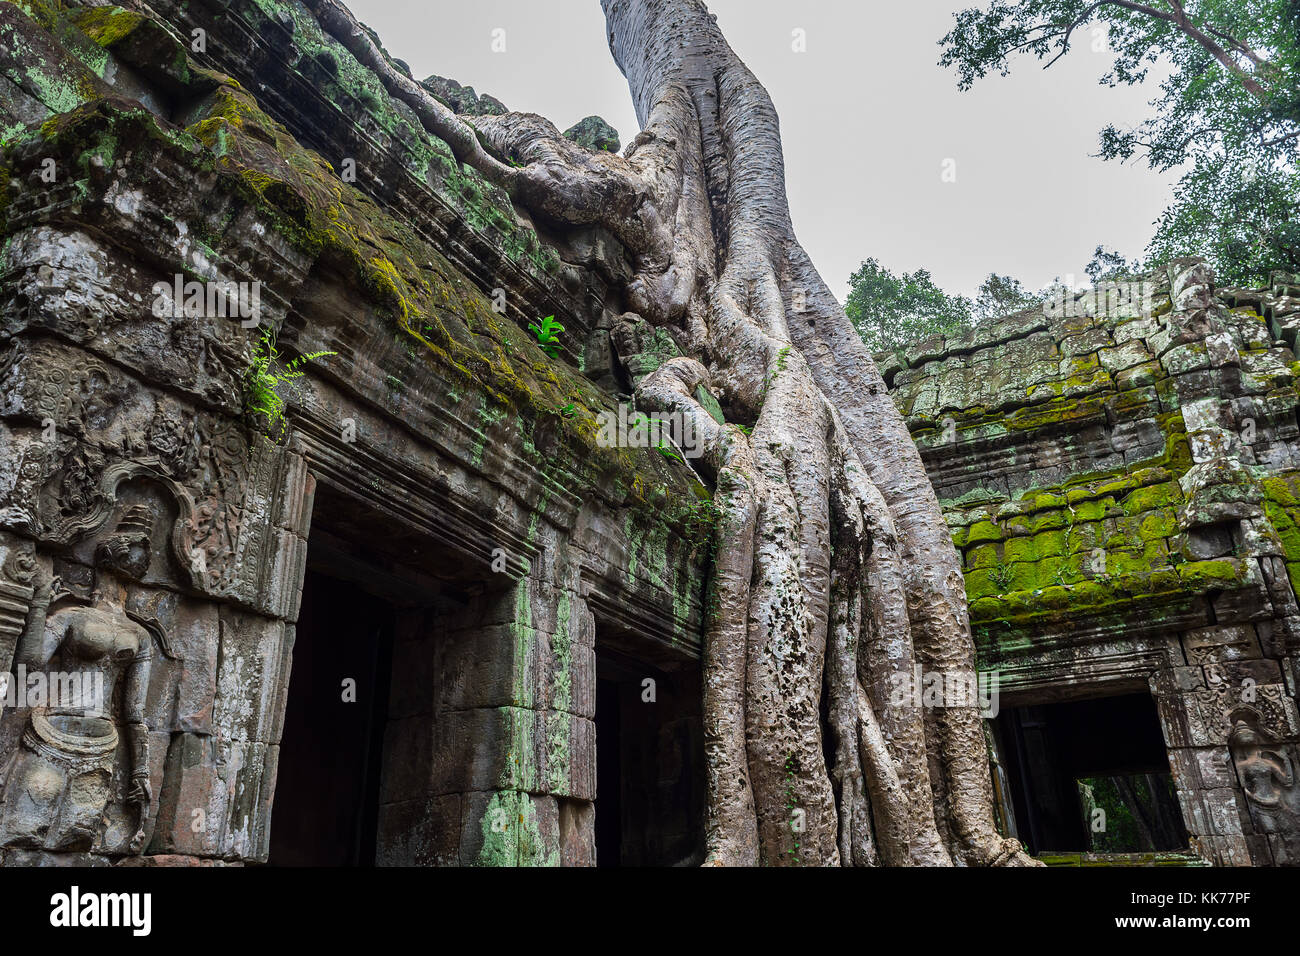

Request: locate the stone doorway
(262, 478), (484, 867)
(266, 566), (395, 865)
(594, 647), (705, 867)
(994, 692), (1190, 855)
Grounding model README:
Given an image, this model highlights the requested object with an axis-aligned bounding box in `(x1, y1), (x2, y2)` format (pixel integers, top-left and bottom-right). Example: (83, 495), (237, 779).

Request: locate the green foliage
(243, 328), (335, 439)
(528, 314), (565, 358)
(623, 410), (686, 462)
(768, 344), (792, 386)
(1079, 773), (1181, 853)
(1085, 245), (1139, 283)
(680, 496), (720, 548)
(974, 272), (1041, 318)
(1146, 157), (1300, 284)
(844, 257), (975, 351)
(1088, 161), (1300, 288)
(940, 0), (1300, 285)
(845, 259), (1044, 351)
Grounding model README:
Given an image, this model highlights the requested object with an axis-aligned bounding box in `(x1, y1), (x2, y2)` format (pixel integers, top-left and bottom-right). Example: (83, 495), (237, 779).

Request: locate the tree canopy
(940, 0), (1300, 285)
(845, 260), (1043, 352)
(844, 259), (973, 352)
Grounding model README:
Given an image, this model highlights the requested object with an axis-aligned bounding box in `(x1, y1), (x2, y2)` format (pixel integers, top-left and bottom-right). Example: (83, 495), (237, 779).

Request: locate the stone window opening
(991, 692), (1190, 860)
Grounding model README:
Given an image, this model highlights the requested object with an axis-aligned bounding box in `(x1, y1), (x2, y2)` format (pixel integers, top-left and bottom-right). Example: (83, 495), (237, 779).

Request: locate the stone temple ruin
(888, 269), (1300, 867)
(0, 0), (1296, 866)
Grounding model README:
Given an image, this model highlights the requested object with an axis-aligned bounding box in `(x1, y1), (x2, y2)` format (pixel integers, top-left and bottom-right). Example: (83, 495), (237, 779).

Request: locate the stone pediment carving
(38, 460), (205, 593)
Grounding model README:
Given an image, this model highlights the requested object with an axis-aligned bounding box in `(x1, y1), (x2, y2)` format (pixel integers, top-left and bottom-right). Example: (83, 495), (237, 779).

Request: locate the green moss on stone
(69, 6), (147, 49)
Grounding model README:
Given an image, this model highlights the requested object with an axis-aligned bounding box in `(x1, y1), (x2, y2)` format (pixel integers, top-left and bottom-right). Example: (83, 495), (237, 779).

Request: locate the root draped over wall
(311, 0), (1035, 866)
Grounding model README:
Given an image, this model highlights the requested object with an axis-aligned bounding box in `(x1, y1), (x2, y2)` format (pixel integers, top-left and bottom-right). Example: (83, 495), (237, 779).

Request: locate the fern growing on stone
(243, 328), (335, 440)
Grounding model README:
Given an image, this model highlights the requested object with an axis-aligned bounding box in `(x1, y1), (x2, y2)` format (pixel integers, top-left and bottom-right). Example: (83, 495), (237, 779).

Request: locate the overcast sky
(345, 0), (1175, 301)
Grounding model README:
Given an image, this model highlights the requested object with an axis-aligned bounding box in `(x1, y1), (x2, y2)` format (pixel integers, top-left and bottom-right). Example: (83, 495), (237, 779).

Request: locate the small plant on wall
(528, 314), (565, 358)
(243, 328), (335, 440)
(989, 561), (1015, 593)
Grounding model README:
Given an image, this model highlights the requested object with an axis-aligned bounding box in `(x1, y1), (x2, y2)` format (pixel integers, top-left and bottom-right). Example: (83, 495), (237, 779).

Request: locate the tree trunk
(314, 0), (1038, 866)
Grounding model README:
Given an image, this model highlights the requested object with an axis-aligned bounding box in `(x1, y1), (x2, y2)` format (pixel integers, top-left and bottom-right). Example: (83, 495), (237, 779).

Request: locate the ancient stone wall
(3, 0), (1297, 868)
(0, 0), (711, 866)
(886, 263), (1300, 865)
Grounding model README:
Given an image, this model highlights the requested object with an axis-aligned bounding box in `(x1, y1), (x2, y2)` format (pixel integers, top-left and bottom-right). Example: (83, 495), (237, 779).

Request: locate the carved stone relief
(0, 497), (185, 855)
(1228, 711), (1300, 864)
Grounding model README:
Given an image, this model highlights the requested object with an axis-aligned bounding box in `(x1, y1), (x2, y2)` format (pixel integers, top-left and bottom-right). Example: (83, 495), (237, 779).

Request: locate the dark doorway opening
(267, 567), (395, 866)
(594, 648), (704, 867)
(995, 692), (1189, 854)
(595, 674), (622, 867)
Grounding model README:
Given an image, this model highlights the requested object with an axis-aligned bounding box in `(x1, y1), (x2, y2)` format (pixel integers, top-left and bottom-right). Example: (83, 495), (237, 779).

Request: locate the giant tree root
(316, 0), (1040, 866)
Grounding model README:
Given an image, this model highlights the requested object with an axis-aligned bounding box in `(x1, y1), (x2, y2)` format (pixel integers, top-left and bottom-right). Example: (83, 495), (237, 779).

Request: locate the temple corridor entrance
(267, 567), (395, 865)
(262, 477), (521, 866)
(594, 648), (705, 867)
(993, 692), (1189, 855)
